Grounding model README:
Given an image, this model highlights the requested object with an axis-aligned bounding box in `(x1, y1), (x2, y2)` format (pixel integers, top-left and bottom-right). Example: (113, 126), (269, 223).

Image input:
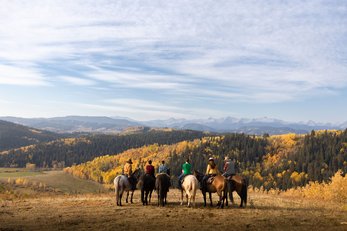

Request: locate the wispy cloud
(0, 64), (49, 86)
(60, 76), (96, 86)
(0, 1), (346, 121)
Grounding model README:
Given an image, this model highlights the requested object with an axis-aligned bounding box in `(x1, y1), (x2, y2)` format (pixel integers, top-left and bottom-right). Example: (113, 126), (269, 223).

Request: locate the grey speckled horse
(114, 169), (141, 206)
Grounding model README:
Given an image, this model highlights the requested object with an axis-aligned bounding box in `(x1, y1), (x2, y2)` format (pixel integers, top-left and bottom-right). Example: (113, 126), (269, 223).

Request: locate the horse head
(193, 170), (203, 182)
(132, 168), (142, 180)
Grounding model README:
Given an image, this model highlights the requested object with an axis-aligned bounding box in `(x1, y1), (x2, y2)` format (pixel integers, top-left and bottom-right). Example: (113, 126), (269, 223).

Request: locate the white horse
(114, 169), (140, 206)
(180, 174), (199, 207)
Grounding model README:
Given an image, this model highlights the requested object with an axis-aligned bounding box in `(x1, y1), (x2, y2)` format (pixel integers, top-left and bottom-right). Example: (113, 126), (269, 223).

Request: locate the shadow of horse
(114, 169), (141, 206)
(194, 170), (228, 208)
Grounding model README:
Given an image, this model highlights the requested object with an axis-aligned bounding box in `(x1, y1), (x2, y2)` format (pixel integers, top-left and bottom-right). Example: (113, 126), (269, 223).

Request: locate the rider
(158, 160), (170, 175)
(201, 157), (219, 190)
(123, 158), (135, 189)
(222, 156), (236, 178)
(178, 158), (192, 189)
(123, 158), (133, 177)
(145, 160), (155, 178)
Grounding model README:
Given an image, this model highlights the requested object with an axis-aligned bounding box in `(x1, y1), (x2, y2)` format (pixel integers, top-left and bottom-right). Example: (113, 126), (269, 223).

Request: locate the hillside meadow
(0, 168), (347, 231)
(1, 189), (347, 231)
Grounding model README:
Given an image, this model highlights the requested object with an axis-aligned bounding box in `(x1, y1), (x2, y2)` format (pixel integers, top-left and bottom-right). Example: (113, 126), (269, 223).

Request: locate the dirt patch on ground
(0, 190), (346, 231)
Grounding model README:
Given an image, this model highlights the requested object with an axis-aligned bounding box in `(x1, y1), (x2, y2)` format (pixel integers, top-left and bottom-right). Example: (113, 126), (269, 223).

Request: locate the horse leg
(115, 188), (119, 206)
(145, 190), (149, 205)
(141, 189), (144, 205)
(203, 191), (207, 207)
(180, 189), (184, 206)
(192, 193), (196, 207)
(157, 189), (160, 206)
(149, 190), (152, 204)
(130, 190), (134, 204)
(126, 191), (129, 203)
(230, 190), (234, 205)
(237, 190), (244, 208)
(119, 191), (123, 206)
(216, 191), (222, 208)
(186, 191), (191, 207)
(221, 189), (227, 209)
(209, 192), (213, 207)
(164, 191), (167, 206)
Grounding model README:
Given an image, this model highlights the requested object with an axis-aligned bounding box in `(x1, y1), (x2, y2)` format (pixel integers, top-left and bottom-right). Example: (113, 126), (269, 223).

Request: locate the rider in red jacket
(145, 160), (155, 178)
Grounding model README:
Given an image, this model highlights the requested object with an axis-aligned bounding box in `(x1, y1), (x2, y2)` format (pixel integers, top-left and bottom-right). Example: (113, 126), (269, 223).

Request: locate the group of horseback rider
(178, 156), (236, 189)
(122, 156), (236, 190)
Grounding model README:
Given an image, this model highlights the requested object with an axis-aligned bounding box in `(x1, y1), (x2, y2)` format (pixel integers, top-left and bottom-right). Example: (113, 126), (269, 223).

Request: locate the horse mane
(132, 168), (141, 178)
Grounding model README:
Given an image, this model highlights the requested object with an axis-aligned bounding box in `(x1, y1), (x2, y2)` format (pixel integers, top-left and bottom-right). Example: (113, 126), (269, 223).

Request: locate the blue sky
(0, 0), (347, 123)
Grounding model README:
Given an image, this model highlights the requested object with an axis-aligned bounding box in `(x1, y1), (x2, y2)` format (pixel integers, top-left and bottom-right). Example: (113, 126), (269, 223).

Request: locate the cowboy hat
(127, 159), (133, 164)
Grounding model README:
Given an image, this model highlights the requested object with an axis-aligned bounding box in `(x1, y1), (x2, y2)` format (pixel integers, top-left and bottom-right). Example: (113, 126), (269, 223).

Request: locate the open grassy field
(1, 187), (346, 231)
(0, 168), (43, 178)
(0, 168), (108, 195)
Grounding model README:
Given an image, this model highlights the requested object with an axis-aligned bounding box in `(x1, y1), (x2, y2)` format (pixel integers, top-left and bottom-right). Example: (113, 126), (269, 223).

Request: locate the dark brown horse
(227, 175), (248, 207)
(155, 173), (171, 206)
(194, 170), (228, 208)
(138, 173), (155, 206)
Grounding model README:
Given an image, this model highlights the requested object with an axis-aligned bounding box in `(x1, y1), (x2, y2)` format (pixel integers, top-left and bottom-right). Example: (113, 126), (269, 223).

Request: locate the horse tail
(155, 176), (163, 206)
(242, 178), (248, 206)
(191, 177), (198, 195)
(114, 176), (121, 205)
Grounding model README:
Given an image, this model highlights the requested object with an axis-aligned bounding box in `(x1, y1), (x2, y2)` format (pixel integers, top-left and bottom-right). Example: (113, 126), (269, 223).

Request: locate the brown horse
(227, 175), (248, 207)
(155, 173), (171, 206)
(194, 170), (228, 208)
(138, 173), (155, 206)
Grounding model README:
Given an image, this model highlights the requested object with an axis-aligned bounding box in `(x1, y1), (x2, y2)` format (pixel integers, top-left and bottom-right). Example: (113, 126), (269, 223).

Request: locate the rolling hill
(0, 120), (61, 151)
(0, 129), (209, 168)
(0, 116), (139, 134)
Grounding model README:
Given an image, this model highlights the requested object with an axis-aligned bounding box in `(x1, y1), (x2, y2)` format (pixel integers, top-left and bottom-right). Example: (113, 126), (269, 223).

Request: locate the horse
(138, 173), (155, 206)
(180, 174), (199, 207)
(194, 170), (228, 208)
(155, 173), (171, 206)
(227, 175), (248, 207)
(114, 169), (141, 206)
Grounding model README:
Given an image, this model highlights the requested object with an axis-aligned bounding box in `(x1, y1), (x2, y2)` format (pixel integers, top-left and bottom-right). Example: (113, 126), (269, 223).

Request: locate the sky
(0, 0), (347, 123)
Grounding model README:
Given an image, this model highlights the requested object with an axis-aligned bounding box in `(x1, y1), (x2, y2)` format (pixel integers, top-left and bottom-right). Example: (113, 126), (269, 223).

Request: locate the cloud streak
(0, 0), (346, 121)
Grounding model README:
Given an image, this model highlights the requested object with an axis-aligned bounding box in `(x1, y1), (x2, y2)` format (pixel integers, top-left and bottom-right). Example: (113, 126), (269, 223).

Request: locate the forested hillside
(65, 130), (347, 190)
(0, 130), (208, 168)
(0, 120), (61, 151)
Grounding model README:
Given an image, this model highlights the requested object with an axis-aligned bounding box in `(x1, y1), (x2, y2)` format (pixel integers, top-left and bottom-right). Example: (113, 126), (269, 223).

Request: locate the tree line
(0, 130), (208, 168)
(65, 130), (347, 191)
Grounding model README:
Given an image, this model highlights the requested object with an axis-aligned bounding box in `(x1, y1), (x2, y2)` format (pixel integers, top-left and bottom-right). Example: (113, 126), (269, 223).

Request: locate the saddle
(227, 175), (243, 184)
(207, 176), (215, 184)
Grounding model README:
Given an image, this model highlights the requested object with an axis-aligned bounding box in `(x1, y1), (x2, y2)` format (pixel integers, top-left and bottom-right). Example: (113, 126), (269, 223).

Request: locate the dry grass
(0, 169), (108, 197)
(1, 189), (346, 231)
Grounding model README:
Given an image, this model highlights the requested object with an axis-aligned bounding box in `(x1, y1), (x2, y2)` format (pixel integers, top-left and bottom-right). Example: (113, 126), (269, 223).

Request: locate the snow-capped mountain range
(1, 116), (345, 135)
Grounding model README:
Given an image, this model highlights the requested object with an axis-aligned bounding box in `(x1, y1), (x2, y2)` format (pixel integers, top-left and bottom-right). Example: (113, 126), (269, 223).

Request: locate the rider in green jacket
(178, 158), (192, 188)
